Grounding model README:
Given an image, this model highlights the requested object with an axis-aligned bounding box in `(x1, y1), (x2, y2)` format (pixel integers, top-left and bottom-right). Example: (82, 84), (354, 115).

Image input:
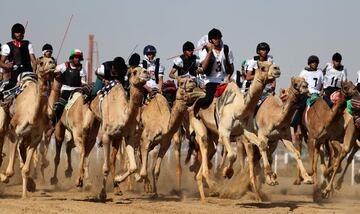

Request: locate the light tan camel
(239, 76), (313, 200)
(0, 105), (10, 167)
(50, 90), (101, 188)
(138, 77), (202, 195)
(0, 57), (56, 198)
(90, 67), (149, 200)
(190, 61), (280, 201)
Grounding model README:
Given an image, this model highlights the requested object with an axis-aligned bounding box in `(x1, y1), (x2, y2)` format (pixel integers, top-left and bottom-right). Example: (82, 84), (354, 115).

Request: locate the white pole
(352, 158), (355, 185)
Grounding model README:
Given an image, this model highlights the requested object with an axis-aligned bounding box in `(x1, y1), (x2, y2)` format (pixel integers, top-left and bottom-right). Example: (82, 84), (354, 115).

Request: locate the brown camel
(190, 61), (281, 201)
(296, 81), (355, 200)
(320, 82), (360, 198)
(240, 76), (312, 200)
(138, 77), (202, 195)
(50, 90), (101, 188)
(90, 67), (149, 200)
(0, 57), (56, 198)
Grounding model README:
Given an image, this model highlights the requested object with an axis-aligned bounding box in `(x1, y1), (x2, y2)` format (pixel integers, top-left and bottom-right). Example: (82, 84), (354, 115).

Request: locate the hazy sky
(1, 0), (359, 89)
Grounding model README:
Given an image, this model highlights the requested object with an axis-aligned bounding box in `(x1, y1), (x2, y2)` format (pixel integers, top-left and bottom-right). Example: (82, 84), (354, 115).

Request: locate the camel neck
(243, 74), (266, 113)
(275, 88), (299, 129)
(167, 99), (187, 136)
(127, 85), (143, 118)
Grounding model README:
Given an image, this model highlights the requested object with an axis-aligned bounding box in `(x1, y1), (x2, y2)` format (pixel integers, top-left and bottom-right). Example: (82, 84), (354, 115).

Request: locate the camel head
(340, 80), (357, 98)
(256, 61), (281, 83)
(290, 76), (309, 95)
(36, 57), (56, 80)
(176, 76), (203, 105)
(128, 67), (150, 88)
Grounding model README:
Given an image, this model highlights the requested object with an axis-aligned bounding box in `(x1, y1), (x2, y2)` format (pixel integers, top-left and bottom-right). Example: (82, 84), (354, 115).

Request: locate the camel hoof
(0, 174), (9, 183)
(98, 190), (107, 201)
(321, 189), (331, 199)
(209, 191), (220, 197)
(134, 173), (142, 182)
(26, 177), (36, 192)
(293, 179), (302, 185)
(354, 174), (360, 184)
(50, 177), (58, 185)
(42, 160), (50, 169)
(150, 193), (158, 199)
(303, 177), (314, 185)
(76, 178), (83, 188)
(65, 168), (73, 178)
(223, 167), (234, 179)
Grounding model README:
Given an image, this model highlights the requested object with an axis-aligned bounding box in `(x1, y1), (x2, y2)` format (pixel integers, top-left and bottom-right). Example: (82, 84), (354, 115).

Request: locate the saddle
(0, 72), (37, 105)
(214, 83), (228, 98)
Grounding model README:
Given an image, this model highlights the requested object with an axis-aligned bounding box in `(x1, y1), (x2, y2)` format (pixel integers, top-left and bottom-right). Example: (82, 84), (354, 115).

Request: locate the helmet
(129, 53), (140, 67)
(332, 52), (342, 61)
(69, 49), (83, 60)
(307, 55), (319, 65)
(208, 28), (222, 40)
(11, 23), (25, 39)
(112, 57), (127, 72)
(182, 41), (195, 52)
(256, 42), (270, 53)
(143, 45), (157, 55)
(42, 43), (53, 52)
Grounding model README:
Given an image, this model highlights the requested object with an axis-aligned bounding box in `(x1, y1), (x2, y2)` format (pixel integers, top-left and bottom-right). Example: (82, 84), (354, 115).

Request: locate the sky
(1, 0), (359, 89)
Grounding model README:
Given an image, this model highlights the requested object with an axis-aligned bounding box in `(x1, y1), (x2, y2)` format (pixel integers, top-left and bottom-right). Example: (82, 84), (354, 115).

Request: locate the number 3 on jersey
(216, 61), (222, 72)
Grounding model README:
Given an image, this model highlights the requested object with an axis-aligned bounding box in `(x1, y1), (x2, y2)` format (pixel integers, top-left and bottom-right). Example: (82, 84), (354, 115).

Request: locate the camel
(0, 105), (10, 167)
(90, 67), (149, 200)
(50, 88), (101, 188)
(292, 81), (355, 200)
(320, 82), (360, 198)
(190, 61), (280, 200)
(138, 77), (202, 195)
(0, 57), (56, 198)
(237, 76), (313, 200)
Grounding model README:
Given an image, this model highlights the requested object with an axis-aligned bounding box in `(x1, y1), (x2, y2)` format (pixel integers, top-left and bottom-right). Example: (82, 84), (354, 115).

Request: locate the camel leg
(110, 139), (123, 195)
(236, 136), (246, 171)
(21, 142), (37, 198)
(50, 122), (65, 185)
(65, 140), (74, 178)
(99, 133), (111, 200)
(73, 132), (86, 188)
(293, 132), (303, 185)
(114, 136), (138, 184)
(0, 132), (17, 183)
(218, 122), (236, 179)
(335, 145), (359, 190)
(173, 129), (182, 192)
(151, 139), (171, 196)
(322, 125), (359, 198)
(244, 141), (262, 202)
(139, 136), (150, 182)
(243, 130), (277, 186)
(282, 139), (313, 184)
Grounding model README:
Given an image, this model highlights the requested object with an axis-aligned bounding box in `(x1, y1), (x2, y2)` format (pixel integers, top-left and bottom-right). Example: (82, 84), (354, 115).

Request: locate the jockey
(169, 41), (200, 80)
(40, 43), (56, 63)
(245, 42), (275, 94)
(291, 55), (323, 128)
(52, 49), (86, 125)
(141, 45), (165, 96)
(193, 28), (234, 117)
(322, 52), (347, 98)
(300, 55), (323, 96)
(232, 59), (250, 92)
(0, 23), (37, 94)
(89, 56), (128, 101)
